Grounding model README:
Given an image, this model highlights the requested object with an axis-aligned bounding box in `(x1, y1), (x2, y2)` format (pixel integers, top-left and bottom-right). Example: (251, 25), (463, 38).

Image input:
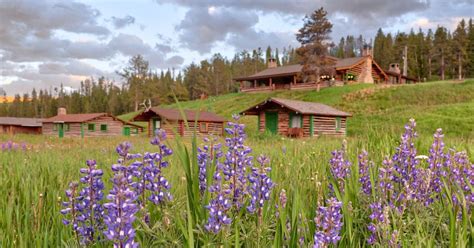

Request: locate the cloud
(110, 15), (136, 29)
(227, 29), (297, 51)
(175, 6), (259, 53)
(38, 60), (105, 76)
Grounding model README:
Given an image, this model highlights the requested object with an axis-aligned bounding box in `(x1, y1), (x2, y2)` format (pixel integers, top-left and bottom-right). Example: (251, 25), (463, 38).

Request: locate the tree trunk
(458, 53), (463, 80)
(428, 56), (432, 80)
(440, 50), (445, 81)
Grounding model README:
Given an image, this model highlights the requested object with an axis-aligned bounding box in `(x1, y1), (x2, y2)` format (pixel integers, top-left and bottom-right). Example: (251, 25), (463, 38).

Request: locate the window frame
(88, 123), (95, 132)
(100, 124), (108, 132)
(64, 124), (70, 132)
(335, 117), (341, 131)
(199, 122), (208, 133)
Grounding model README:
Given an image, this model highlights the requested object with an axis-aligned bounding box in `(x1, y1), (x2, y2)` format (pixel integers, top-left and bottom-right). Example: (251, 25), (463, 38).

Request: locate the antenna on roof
(140, 99), (152, 112)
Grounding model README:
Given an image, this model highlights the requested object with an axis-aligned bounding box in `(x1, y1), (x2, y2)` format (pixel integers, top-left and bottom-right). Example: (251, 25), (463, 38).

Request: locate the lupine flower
(247, 155), (274, 220)
(223, 114), (253, 209)
(329, 143), (351, 193)
(313, 197), (343, 248)
(204, 157), (232, 233)
(61, 160), (105, 245)
(358, 150), (373, 195)
(76, 160), (105, 244)
(198, 136), (223, 195)
(103, 173), (139, 248)
(0, 140), (27, 151)
(391, 119), (419, 190)
(61, 182), (81, 242)
(367, 202), (400, 247)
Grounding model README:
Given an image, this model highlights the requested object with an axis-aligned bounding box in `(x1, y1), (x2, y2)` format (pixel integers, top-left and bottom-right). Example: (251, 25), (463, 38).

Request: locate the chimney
(388, 63), (401, 74)
(362, 44), (372, 57)
(268, 58), (277, 68)
(58, 107), (67, 116)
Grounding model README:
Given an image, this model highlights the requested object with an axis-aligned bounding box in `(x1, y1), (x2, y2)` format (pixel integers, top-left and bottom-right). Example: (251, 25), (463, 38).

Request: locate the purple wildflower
(358, 150), (373, 195)
(198, 136), (223, 195)
(329, 142), (351, 193)
(61, 182), (81, 243)
(61, 160), (105, 245)
(367, 202), (400, 247)
(247, 155), (274, 221)
(427, 128), (447, 195)
(204, 156), (232, 233)
(223, 114), (253, 209)
(103, 173), (139, 248)
(313, 197), (343, 248)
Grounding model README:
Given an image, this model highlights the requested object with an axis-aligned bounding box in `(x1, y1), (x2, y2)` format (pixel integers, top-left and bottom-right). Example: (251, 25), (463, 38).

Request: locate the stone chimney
(362, 44), (372, 57)
(58, 107), (67, 115)
(388, 63), (401, 74)
(268, 58), (277, 68)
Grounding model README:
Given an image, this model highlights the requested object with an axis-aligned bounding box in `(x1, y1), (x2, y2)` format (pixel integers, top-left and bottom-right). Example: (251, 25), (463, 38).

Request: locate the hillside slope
(120, 80), (474, 139)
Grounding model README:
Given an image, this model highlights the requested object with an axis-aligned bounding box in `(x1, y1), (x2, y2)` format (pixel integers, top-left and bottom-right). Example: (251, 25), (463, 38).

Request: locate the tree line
(1, 12), (472, 118)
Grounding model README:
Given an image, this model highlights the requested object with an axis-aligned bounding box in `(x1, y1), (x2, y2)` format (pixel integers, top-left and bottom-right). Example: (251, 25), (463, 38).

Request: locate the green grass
(1, 80), (473, 247)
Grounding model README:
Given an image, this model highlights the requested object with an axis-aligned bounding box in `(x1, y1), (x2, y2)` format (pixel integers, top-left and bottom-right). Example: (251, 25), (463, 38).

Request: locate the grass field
(1, 80), (473, 247)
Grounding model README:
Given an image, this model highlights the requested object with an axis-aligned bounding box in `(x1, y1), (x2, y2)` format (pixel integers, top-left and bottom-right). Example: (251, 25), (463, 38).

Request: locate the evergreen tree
(296, 7), (334, 84)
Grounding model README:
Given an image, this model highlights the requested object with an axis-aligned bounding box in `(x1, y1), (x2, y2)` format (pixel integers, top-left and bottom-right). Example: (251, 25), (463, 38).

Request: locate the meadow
(0, 80), (473, 247)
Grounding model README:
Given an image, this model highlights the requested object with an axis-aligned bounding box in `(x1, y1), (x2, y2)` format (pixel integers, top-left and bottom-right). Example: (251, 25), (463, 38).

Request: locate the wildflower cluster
(358, 150), (373, 195)
(1, 140), (27, 151)
(313, 197), (343, 248)
(200, 115), (274, 233)
(367, 202), (399, 247)
(62, 130), (173, 246)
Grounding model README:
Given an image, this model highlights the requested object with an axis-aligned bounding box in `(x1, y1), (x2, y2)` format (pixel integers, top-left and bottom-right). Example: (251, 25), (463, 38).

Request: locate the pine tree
(453, 19), (468, 79)
(296, 7), (334, 84)
(467, 19), (474, 77)
(434, 27), (449, 80)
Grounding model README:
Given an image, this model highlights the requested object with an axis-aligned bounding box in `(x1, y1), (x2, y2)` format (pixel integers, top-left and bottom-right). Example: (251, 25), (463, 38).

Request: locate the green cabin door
(265, 112), (278, 134)
(123, 127), (131, 136)
(58, 123), (64, 138)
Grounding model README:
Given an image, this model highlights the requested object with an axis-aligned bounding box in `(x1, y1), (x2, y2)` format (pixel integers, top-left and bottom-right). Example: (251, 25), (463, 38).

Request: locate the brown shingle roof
(241, 98), (352, 117)
(139, 108), (226, 122)
(234, 57), (368, 81)
(0, 117), (43, 127)
(42, 113), (106, 123)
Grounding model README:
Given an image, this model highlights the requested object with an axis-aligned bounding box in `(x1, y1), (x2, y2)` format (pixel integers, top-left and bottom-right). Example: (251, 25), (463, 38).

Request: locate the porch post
(293, 75), (296, 85)
(254, 80), (257, 88)
(269, 77), (273, 90)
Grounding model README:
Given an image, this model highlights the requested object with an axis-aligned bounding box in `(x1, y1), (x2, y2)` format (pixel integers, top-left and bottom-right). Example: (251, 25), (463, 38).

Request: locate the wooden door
(58, 123), (64, 138)
(265, 112), (278, 134)
(123, 127), (131, 136)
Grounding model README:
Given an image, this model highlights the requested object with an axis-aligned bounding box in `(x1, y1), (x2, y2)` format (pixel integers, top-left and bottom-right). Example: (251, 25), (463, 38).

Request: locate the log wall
(313, 116), (347, 137)
(43, 116), (130, 137)
(0, 125), (41, 135)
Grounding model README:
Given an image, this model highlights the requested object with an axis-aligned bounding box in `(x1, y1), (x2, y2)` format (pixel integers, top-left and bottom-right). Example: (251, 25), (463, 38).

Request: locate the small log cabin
(234, 46), (418, 93)
(0, 117), (43, 135)
(240, 98), (352, 138)
(42, 108), (142, 138)
(132, 107), (226, 137)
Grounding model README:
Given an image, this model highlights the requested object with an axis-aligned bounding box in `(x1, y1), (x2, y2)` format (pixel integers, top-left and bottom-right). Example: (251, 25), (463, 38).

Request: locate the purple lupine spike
(358, 150), (373, 195)
(204, 156), (232, 233)
(61, 182), (81, 242)
(313, 197), (343, 248)
(247, 155), (274, 220)
(198, 136), (223, 195)
(61, 159), (105, 246)
(147, 130), (173, 205)
(223, 115), (253, 209)
(329, 143), (351, 193)
(367, 202), (400, 247)
(103, 173), (139, 248)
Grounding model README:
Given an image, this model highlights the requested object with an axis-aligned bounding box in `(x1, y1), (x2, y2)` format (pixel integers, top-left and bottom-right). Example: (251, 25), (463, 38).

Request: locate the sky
(0, 0), (472, 95)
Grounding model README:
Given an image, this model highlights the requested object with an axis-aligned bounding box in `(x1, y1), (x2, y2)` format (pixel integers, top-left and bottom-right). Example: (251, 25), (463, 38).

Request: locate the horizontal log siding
(182, 121), (224, 137)
(42, 123), (56, 136)
(0, 125), (41, 135)
(313, 116), (347, 137)
(277, 111), (289, 136)
(43, 116), (129, 137)
(259, 112), (265, 132)
(302, 115), (311, 137)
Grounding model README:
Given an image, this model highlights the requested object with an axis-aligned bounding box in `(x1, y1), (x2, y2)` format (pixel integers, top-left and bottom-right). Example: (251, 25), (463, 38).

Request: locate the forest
(1, 18), (473, 118)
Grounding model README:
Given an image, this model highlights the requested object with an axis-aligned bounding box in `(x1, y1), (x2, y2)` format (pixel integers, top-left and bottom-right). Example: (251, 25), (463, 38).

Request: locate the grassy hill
(119, 80), (474, 140)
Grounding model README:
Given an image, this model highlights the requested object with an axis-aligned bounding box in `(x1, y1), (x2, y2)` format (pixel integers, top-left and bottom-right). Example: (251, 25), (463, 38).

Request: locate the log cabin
(42, 108), (142, 138)
(0, 117), (43, 135)
(132, 107), (226, 137)
(240, 98), (352, 138)
(234, 46), (418, 93)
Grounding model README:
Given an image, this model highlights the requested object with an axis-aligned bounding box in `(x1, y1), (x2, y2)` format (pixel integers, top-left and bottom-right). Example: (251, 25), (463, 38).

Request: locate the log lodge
(132, 107), (226, 137)
(234, 46), (418, 93)
(240, 98), (352, 138)
(42, 108), (142, 138)
(0, 117), (43, 135)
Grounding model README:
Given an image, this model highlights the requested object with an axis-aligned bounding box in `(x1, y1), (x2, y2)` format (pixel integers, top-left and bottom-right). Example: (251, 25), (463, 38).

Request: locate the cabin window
(199, 123), (208, 133)
(64, 124), (70, 132)
(53, 124), (57, 131)
(290, 114), (302, 128)
(153, 119), (161, 131)
(100, 124), (108, 132)
(88, 123), (95, 132)
(335, 117), (341, 131)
